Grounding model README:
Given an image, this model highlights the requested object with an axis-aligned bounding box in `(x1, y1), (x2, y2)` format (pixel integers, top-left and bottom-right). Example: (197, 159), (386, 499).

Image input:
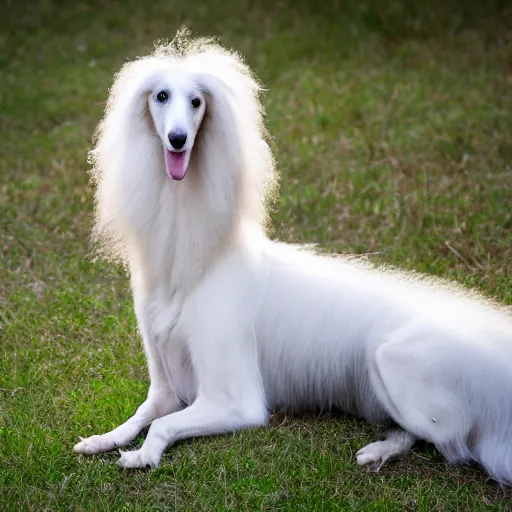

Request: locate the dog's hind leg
(365, 323), (473, 468)
(356, 430), (416, 471)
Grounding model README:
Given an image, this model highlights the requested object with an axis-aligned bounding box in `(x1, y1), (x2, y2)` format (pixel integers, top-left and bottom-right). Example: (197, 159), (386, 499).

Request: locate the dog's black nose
(168, 131), (187, 150)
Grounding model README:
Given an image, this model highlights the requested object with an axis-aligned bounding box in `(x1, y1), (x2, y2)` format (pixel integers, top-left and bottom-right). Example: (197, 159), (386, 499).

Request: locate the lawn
(1, 0), (512, 510)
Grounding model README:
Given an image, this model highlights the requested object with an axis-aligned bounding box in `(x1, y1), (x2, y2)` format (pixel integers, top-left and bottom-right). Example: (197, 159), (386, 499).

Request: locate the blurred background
(1, 0), (512, 510)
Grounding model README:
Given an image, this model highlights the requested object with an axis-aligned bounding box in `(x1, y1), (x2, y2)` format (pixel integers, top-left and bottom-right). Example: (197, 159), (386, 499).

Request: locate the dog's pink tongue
(164, 149), (188, 181)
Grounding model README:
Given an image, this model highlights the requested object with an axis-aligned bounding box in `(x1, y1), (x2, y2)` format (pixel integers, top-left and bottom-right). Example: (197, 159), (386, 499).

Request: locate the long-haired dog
(74, 31), (512, 485)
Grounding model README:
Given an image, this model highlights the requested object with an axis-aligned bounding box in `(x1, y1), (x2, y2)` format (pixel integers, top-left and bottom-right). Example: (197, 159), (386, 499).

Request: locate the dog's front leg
(117, 396), (267, 468)
(73, 387), (180, 455)
(74, 293), (181, 456)
(117, 289), (269, 468)
(73, 343), (181, 455)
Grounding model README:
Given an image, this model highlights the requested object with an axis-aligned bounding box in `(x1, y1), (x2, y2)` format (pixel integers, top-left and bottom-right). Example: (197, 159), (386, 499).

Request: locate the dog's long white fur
(74, 33), (512, 484)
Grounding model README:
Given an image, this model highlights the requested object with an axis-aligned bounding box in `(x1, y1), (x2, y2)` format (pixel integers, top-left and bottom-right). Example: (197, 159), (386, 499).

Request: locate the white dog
(74, 31), (512, 485)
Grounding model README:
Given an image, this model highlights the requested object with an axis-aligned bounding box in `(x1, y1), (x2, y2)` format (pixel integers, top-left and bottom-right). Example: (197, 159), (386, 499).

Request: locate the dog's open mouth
(164, 148), (190, 181)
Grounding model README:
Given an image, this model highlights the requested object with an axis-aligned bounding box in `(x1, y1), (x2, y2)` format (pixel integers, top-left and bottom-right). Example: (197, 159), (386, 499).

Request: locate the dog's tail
(469, 436), (512, 486)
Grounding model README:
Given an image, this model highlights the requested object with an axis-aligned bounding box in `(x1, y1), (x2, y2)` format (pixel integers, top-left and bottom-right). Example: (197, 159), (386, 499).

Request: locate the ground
(1, 0), (512, 510)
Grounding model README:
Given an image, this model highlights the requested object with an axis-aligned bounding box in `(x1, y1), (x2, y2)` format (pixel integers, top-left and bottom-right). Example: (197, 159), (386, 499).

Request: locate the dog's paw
(117, 449), (161, 469)
(356, 431), (414, 471)
(73, 434), (116, 455)
(356, 441), (393, 471)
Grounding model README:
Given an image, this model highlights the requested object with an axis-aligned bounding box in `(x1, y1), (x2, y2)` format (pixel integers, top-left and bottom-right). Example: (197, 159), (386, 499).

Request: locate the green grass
(1, 0), (512, 509)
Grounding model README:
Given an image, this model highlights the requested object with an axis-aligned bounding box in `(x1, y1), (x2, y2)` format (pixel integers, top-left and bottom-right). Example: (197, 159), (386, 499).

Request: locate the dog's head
(147, 74), (207, 181)
(91, 31), (278, 248)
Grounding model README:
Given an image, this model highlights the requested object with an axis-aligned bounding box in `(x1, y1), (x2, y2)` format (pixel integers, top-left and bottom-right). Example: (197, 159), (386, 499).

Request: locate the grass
(1, 0), (512, 509)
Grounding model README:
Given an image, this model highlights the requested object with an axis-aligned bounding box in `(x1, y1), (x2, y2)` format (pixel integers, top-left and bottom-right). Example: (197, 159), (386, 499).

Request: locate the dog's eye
(191, 97), (201, 109)
(156, 91), (168, 103)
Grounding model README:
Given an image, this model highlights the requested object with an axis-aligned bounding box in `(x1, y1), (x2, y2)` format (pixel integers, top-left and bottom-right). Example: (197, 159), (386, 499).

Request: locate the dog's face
(148, 76), (206, 181)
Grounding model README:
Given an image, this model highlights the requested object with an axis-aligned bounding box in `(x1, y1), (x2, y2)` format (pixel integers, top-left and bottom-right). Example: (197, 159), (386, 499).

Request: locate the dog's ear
(106, 58), (168, 124)
(195, 73), (233, 120)
(144, 97), (157, 134)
